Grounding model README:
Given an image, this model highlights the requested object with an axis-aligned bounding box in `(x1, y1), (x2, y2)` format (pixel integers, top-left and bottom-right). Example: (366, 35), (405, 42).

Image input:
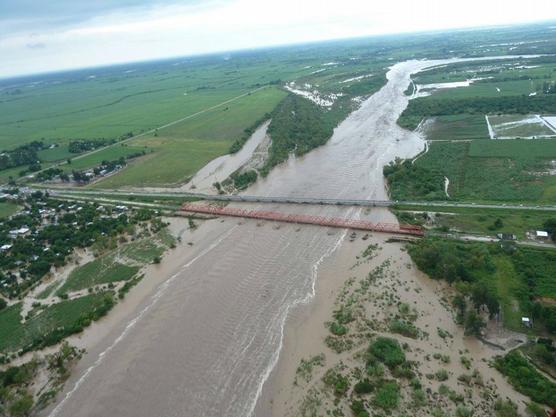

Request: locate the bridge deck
(179, 204), (424, 236)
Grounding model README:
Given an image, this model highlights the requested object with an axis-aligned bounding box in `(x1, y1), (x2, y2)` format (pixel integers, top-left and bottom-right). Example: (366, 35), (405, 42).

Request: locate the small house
(522, 317), (532, 328)
(536, 230), (549, 239)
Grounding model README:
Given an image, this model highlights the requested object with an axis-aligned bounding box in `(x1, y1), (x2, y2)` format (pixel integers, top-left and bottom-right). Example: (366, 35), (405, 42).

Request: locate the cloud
(0, 0), (555, 78)
(26, 42), (46, 50)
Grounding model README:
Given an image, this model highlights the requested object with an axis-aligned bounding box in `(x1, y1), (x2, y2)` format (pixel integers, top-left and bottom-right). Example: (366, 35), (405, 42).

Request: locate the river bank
(256, 232), (530, 416)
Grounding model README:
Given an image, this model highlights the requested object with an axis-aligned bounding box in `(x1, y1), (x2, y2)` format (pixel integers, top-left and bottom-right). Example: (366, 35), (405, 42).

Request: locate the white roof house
(1, 244), (13, 251)
(9, 227), (30, 236)
(536, 230), (549, 238)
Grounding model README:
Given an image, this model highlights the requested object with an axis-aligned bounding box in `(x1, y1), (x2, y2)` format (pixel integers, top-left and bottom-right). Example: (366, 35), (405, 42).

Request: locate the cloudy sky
(1, 0), (555, 78)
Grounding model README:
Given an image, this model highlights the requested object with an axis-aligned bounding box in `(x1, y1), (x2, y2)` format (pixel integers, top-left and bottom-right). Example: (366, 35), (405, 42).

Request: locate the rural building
(9, 227), (30, 237)
(522, 317), (532, 328)
(536, 230), (549, 239)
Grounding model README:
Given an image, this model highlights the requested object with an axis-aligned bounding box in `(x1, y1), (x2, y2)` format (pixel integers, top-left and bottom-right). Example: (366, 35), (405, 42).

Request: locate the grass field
(423, 115), (489, 141)
(91, 86), (287, 187)
(433, 209), (556, 239)
(0, 201), (21, 219)
(118, 239), (166, 263)
(387, 140), (556, 202)
(469, 139), (556, 157)
(56, 256), (139, 295)
(0, 293), (113, 353)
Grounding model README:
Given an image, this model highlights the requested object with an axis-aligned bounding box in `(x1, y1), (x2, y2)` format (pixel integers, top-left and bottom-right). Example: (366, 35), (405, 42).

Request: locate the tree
(0, 298), (7, 310)
(464, 310), (485, 336)
(453, 294), (467, 324)
(543, 219), (556, 242)
(9, 392), (33, 417)
(471, 282), (499, 318)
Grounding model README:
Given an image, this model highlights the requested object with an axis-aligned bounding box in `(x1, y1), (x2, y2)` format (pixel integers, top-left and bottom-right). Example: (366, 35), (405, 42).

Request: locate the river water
(45, 58), (500, 417)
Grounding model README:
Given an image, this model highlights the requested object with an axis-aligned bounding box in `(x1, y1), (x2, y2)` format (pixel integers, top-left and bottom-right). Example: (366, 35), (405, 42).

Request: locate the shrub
(389, 319), (419, 338)
(372, 381), (400, 410)
(494, 399), (519, 417)
(322, 369), (349, 397)
(328, 321), (348, 336)
(368, 337), (405, 369)
(351, 400), (370, 417)
(435, 369), (449, 381)
(456, 406), (473, 417)
(354, 380), (374, 394)
(526, 402), (548, 417)
(9, 392), (33, 417)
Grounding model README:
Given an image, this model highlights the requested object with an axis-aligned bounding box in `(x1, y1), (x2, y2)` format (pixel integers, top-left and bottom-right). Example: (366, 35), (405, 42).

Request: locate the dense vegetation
(384, 140), (556, 203)
(384, 158), (446, 201)
(408, 238), (556, 335)
(68, 139), (116, 154)
(0, 141), (46, 172)
(495, 350), (556, 407)
(264, 94), (337, 174)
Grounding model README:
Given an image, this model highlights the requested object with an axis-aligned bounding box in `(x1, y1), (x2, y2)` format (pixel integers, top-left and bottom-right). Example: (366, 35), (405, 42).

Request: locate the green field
(469, 139), (556, 157)
(386, 140), (556, 202)
(0, 293), (114, 353)
(414, 59), (556, 100)
(56, 256), (139, 295)
(423, 114), (489, 141)
(0, 201), (21, 219)
(90, 86), (287, 187)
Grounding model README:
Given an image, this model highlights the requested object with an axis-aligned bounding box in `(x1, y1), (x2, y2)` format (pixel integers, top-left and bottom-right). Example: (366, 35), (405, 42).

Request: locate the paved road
(41, 187), (556, 212)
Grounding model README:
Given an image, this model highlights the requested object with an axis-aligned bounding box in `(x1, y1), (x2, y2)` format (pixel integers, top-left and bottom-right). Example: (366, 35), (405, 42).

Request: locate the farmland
(0, 293), (115, 354)
(421, 114), (490, 141)
(385, 140), (556, 202)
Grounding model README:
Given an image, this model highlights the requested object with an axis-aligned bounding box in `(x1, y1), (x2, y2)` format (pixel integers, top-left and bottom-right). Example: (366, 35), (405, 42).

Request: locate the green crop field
(0, 293), (113, 353)
(469, 138), (556, 158)
(56, 255), (139, 295)
(423, 114), (489, 141)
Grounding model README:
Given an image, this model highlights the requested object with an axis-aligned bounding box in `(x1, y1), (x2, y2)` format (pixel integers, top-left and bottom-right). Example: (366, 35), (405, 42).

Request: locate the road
(41, 187), (556, 212)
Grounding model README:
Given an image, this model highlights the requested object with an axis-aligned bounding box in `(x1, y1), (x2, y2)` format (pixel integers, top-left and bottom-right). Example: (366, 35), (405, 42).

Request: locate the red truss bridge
(179, 204), (425, 237)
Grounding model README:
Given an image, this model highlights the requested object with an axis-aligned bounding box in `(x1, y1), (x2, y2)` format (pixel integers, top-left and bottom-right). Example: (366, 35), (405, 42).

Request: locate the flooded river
(45, 58), (507, 417)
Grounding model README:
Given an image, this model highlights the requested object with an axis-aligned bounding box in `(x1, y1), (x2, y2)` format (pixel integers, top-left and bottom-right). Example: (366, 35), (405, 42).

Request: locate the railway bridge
(179, 203), (424, 237)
